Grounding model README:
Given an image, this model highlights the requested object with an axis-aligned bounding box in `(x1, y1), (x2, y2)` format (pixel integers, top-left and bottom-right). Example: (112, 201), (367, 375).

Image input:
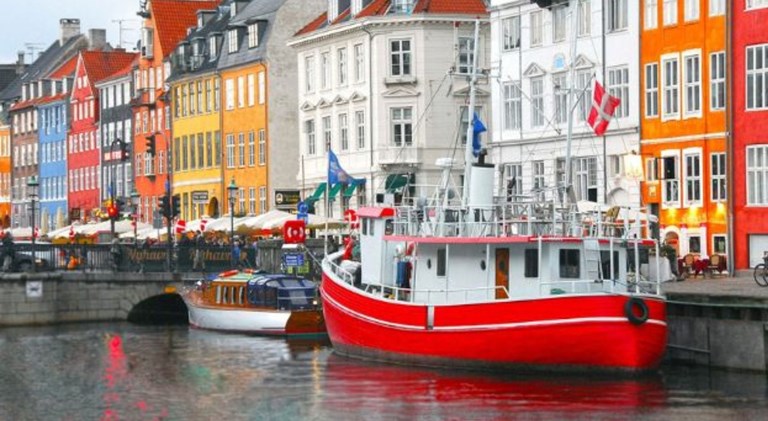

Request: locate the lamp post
(27, 176), (39, 273)
(227, 178), (238, 257)
(108, 138), (126, 240)
(130, 188), (140, 245)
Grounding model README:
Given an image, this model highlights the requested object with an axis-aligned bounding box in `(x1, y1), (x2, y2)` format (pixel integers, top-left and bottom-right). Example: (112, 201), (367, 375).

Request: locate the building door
(495, 248), (509, 299)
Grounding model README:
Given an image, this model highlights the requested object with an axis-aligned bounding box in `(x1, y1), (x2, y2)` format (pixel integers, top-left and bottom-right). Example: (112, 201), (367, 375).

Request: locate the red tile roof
(296, 0), (488, 36)
(48, 56), (79, 79)
(151, 0), (221, 56)
(96, 55), (139, 85)
(80, 51), (139, 85)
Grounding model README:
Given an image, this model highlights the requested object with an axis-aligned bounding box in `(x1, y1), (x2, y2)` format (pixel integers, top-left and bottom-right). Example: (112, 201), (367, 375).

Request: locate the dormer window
(141, 27), (154, 58)
(198, 15), (204, 29)
(248, 23), (259, 49)
(231, 2), (237, 17)
(209, 35), (219, 60)
(193, 40), (201, 57)
(389, 0), (414, 14)
(228, 29), (239, 53)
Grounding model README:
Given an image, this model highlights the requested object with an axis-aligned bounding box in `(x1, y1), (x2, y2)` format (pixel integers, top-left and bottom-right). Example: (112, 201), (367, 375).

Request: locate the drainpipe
(725, 0), (734, 275)
(362, 23), (375, 206)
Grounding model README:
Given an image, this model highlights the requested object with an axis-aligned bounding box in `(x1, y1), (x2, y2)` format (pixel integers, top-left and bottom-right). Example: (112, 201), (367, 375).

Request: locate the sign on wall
(26, 281), (42, 298)
(192, 191), (209, 204)
(274, 190), (301, 210)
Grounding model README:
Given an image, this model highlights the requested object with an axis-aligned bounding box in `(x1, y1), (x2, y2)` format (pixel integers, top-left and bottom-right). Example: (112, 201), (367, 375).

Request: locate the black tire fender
(625, 297), (649, 325)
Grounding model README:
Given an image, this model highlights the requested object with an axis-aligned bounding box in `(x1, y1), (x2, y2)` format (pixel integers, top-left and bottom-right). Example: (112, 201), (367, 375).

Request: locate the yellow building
(168, 9), (227, 221)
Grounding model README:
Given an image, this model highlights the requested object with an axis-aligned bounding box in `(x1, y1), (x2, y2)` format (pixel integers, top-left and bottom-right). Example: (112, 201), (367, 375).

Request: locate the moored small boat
(181, 270), (326, 337)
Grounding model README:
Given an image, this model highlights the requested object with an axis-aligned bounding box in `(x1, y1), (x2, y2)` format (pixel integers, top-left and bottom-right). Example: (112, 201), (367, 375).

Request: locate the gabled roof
(168, 0), (233, 82)
(79, 51), (138, 86)
(48, 55), (79, 79)
(296, 0), (488, 36)
(151, 0), (221, 56)
(95, 56), (138, 86)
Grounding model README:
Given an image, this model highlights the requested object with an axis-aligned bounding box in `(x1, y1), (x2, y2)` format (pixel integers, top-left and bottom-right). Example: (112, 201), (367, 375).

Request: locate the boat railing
(323, 251), (355, 285)
(362, 283), (510, 304)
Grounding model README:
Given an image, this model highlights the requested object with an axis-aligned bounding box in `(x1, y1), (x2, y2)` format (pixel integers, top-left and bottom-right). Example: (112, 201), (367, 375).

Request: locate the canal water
(1, 323), (766, 421)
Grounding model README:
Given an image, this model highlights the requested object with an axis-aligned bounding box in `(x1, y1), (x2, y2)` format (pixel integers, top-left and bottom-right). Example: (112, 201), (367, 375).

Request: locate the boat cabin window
(385, 219), (394, 235)
(600, 251), (620, 280)
(362, 218), (368, 236)
(239, 287), (245, 305)
(222, 286), (228, 304)
(524, 249), (538, 278)
(437, 248), (446, 277)
(559, 249), (580, 279)
(216, 285), (222, 304)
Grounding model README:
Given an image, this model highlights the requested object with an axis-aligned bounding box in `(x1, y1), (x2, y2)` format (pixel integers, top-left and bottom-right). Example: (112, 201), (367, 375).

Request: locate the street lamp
(27, 176), (39, 273)
(227, 178), (238, 257)
(130, 188), (140, 245)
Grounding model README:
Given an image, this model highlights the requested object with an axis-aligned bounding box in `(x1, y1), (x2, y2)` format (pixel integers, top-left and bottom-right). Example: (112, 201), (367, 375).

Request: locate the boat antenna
(461, 19), (481, 208)
(564, 0), (582, 207)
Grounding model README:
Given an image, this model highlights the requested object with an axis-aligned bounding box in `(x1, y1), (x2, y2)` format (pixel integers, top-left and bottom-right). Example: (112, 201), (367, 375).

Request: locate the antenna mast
(461, 20), (481, 208)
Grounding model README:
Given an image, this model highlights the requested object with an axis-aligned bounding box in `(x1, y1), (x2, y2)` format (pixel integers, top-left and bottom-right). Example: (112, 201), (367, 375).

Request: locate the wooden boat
(181, 270), (326, 337)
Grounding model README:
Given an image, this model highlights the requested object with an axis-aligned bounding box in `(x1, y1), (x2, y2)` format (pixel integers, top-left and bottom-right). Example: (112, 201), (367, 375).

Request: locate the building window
(747, 44), (768, 110)
(206, 132), (213, 167)
(338, 47), (347, 86)
(323, 116), (331, 152)
(305, 56), (315, 93)
(574, 157), (598, 202)
(226, 134), (235, 168)
(684, 0), (699, 21)
(553, 73), (568, 124)
(607, 0), (627, 32)
(710, 52), (726, 111)
(646, 158), (658, 181)
(645, 63), (659, 117)
(390, 0), (414, 14)
(249, 187), (256, 214)
(248, 131), (255, 167)
(259, 186), (267, 214)
(662, 155), (680, 206)
(214, 79), (220, 111)
(258, 71), (265, 104)
(237, 76), (245, 108)
(664, 0), (678, 26)
(532, 160), (546, 197)
(390, 39), (412, 77)
(684, 152), (702, 205)
(248, 23), (258, 48)
(354, 44), (365, 83)
(531, 77), (544, 127)
(215, 131), (221, 166)
(524, 249), (538, 278)
(688, 235), (701, 254)
(503, 82), (521, 130)
(225, 79), (234, 110)
(747, 145), (768, 205)
(577, 0), (591, 36)
(339, 113), (349, 151)
(608, 67), (629, 118)
(683, 52), (701, 117)
(552, 6), (567, 42)
(247, 74), (255, 107)
(502, 16), (520, 51)
(355, 110), (365, 149)
(711, 153), (726, 202)
(457, 37), (475, 75)
(238, 188), (245, 214)
(258, 129), (266, 165)
(662, 55), (680, 119)
(320, 52), (330, 90)
(228, 29), (238, 53)
(645, 0), (658, 29)
(238, 133), (245, 167)
(559, 249), (580, 279)
(747, 0), (768, 9)
(391, 107), (413, 147)
(305, 120), (316, 155)
(459, 106), (483, 145)
(576, 70), (593, 121)
(713, 234), (727, 255)
(209, 36), (218, 59)
(530, 11), (543, 47)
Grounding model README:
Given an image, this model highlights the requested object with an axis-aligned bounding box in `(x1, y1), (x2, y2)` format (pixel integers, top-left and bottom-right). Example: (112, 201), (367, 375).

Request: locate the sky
(0, 0), (141, 63)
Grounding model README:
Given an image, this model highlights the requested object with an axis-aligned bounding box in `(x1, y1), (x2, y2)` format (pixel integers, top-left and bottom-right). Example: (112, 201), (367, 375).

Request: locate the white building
(289, 0), (490, 217)
(490, 0), (641, 206)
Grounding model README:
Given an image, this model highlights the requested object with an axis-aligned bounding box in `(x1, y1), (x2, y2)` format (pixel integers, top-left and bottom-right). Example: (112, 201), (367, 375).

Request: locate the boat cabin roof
(357, 207), (395, 219)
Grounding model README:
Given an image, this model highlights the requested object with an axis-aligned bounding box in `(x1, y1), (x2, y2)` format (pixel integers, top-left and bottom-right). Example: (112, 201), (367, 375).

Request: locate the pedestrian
(110, 235), (122, 271)
(2, 231), (15, 272)
(251, 238), (260, 269)
(193, 230), (205, 272)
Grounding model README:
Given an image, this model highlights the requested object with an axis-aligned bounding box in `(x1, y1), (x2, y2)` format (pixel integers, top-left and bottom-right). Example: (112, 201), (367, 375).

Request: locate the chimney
(16, 51), (24, 75)
(88, 28), (108, 50)
(60, 18), (81, 45)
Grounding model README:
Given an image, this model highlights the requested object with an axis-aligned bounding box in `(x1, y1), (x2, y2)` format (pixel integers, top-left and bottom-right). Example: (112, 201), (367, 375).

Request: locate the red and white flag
(200, 217), (208, 232)
(587, 80), (621, 136)
(33, 227), (39, 239)
(175, 219), (186, 234)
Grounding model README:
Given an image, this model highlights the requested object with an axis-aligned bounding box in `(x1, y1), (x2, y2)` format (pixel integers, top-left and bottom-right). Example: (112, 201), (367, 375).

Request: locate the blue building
(38, 94), (69, 232)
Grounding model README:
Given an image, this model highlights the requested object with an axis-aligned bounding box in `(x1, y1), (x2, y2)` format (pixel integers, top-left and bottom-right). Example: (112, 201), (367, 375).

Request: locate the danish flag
(33, 227), (39, 239)
(587, 80), (621, 136)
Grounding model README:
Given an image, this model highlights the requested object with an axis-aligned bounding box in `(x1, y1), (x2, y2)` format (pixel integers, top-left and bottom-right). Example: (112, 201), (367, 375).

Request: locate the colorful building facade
(640, 0), (728, 259)
(0, 123), (10, 227)
(733, 0), (768, 268)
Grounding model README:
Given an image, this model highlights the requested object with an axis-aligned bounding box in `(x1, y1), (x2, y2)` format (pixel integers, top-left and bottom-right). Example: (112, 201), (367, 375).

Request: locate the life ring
(624, 297), (649, 325)
(219, 269), (239, 278)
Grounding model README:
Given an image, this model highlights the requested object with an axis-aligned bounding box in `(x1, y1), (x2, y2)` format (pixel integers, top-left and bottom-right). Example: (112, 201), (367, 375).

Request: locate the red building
(132, 0), (219, 224)
(68, 50), (136, 221)
(732, 0), (768, 269)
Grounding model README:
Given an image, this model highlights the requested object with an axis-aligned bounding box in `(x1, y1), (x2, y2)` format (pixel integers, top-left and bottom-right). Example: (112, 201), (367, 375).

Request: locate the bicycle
(753, 251), (768, 287)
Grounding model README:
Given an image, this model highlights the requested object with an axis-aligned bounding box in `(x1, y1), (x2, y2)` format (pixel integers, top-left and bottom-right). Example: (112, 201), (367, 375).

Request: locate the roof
(48, 55), (78, 79)
(151, 0), (221, 56)
(0, 65), (21, 93)
(295, 0), (488, 36)
(80, 50), (138, 85)
(357, 207), (395, 219)
(95, 56), (138, 86)
(216, 0), (288, 71)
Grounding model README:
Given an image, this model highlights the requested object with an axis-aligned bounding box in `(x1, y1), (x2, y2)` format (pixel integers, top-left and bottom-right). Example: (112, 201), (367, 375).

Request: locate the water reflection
(0, 324), (766, 421)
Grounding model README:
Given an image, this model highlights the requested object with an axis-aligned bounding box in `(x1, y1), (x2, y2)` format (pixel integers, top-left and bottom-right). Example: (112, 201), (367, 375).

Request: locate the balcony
(131, 88), (156, 108)
(377, 146), (421, 167)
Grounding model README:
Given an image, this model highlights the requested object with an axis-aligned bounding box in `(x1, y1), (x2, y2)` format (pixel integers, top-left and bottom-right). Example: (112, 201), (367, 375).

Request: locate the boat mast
(461, 20), (481, 209)
(564, 0), (579, 205)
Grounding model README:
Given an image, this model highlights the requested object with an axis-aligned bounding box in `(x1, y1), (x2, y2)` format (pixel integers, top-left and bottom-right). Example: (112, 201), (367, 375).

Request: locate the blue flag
(328, 149), (354, 185)
(472, 112), (486, 158)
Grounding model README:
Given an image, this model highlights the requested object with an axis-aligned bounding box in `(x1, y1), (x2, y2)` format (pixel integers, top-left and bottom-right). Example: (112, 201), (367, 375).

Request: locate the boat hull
(321, 271), (667, 372)
(181, 293), (326, 337)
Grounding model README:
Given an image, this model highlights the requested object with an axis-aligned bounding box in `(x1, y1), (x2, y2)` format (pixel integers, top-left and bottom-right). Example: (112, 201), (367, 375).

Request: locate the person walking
(193, 230), (206, 272)
(2, 231), (15, 272)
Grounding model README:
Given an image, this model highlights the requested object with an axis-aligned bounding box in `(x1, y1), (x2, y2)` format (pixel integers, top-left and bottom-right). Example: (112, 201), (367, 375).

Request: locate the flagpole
(461, 20), (481, 210)
(324, 142), (330, 256)
(564, 0), (579, 204)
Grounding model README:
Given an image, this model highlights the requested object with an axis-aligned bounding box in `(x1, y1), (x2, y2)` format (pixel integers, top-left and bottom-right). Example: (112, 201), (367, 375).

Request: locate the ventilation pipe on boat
(468, 149), (495, 226)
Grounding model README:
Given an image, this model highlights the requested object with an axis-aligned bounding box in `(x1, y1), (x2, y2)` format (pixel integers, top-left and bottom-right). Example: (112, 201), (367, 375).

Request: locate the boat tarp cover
(246, 274), (317, 310)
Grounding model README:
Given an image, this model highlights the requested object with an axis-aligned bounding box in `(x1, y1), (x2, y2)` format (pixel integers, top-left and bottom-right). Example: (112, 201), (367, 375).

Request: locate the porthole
(480, 260), (486, 271)
(427, 259), (432, 269)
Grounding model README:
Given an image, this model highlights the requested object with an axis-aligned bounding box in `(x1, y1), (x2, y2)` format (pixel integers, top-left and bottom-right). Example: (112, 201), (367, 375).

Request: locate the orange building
(0, 123), (10, 227)
(132, 0), (218, 224)
(640, 0), (728, 260)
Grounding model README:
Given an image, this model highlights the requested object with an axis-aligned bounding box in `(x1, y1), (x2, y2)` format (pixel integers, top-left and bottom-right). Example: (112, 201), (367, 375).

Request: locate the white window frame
(661, 150), (681, 208)
(339, 113), (349, 151)
(502, 16), (521, 51)
(645, 0), (658, 30)
(259, 186), (267, 214)
(226, 134), (235, 168)
(503, 82), (521, 130)
(249, 187), (256, 214)
(683, 50), (702, 118)
(354, 43), (365, 83)
(304, 55), (315, 93)
(683, 148), (702, 206)
(305, 119), (316, 155)
(747, 44), (768, 110)
(238, 133), (245, 167)
(355, 110), (365, 149)
(322, 116), (332, 151)
(747, 145), (768, 205)
(661, 53), (681, 121)
(552, 6), (567, 42)
(663, 0), (678, 26)
(389, 38), (412, 77)
(606, 0), (628, 32)
(684, 0), (699, 22)
(711, 152), (726, 202)
(457, 37), (475, 75)
(553, 73), (568, 124)
(531, 77), (545, 127)
(338, 47), (348, 86)
(258, 129), (266, 166)
(258, 71), (265, 105)
(225, 78), (234, 110)
(247, 74), (255, 107)
(506, 164), (523, 197)
(747, 0), (768, 10)
(710, 51), (726, 111)
(530, 11), (543, 47)
(227, 29), (238, 53)
(391, 107), (413, 147)
(577, 0), (591, 37)
(646, 157), (658, 181)
(321, 51), (330, 90)
(248, 131), (255, 167)
(608, 67), (629, 118)
(248, 23), (258, 48)
(645, 62), (659, 118)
